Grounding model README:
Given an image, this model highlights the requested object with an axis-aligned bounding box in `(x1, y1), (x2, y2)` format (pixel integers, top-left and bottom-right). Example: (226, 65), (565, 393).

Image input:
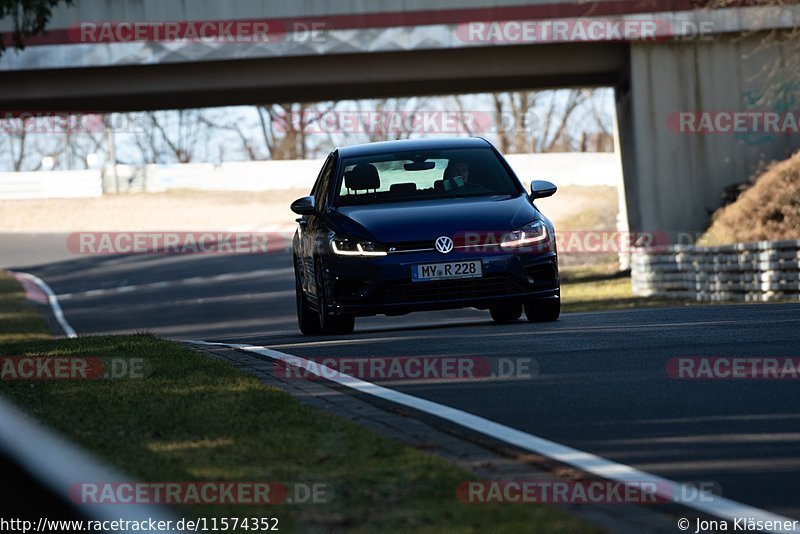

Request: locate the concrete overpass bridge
(2, 0), (799, 238)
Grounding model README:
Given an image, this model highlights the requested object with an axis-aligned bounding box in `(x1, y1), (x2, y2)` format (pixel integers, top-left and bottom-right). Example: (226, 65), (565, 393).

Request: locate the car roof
(336, 137), (493, 158)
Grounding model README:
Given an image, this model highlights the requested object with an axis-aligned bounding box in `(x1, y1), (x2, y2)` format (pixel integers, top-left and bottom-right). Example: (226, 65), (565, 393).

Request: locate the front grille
(377, 274), (525, 304)
(387, 240), (434, 253)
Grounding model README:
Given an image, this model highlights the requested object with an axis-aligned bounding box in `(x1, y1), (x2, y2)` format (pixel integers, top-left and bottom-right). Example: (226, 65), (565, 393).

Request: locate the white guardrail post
(631, 240), (800, 302)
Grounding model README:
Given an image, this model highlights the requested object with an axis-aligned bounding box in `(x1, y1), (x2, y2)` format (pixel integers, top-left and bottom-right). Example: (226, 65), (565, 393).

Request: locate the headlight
(330, 235), (387, 257)
(500, 220), (548, 248)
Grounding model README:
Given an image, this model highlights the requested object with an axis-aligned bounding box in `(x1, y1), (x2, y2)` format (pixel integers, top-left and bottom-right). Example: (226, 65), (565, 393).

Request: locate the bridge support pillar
(616, 33), (800, 242)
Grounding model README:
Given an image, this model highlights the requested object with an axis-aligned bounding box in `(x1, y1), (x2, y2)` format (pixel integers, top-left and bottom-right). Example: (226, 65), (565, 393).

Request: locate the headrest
(389, 183), (416, 194)
(345, 164), (380, 190)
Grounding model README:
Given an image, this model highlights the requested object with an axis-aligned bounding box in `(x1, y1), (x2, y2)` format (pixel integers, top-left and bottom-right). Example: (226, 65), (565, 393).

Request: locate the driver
(443, 160), (470, 189)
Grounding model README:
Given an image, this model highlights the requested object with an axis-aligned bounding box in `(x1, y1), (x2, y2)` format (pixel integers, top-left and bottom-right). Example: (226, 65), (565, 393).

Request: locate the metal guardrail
(0, 170), (102, 199)
(0, 395), (182, 532)
(631, 239), (800, 302)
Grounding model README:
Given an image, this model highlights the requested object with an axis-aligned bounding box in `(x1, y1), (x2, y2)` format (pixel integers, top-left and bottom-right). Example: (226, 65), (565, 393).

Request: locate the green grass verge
(561, 262), (697, 313)
(0, 272), (600, 533)
(561, 265), (691, 313)
(0, 273), (51, 343)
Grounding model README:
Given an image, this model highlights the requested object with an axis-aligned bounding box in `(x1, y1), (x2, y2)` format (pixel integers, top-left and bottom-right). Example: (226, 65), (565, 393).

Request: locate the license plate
(412, 260), (482, 282)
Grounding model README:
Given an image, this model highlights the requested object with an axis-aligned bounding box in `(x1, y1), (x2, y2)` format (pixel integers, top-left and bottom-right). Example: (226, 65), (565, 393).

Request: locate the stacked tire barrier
(631, 240), (800, 302)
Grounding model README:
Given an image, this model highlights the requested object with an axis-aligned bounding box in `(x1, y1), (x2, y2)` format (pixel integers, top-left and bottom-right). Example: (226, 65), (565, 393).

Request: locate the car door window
(312, 154), (335, 211)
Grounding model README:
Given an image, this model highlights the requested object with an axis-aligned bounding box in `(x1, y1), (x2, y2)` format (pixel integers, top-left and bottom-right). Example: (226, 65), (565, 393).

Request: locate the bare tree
(256, 103), (307, 160)
(450, 95), (480, 136)
(537, 90), (588, 152)
(689, 0), (800, 107)
(121, 110), (209, 166)
(255, 102), (339, 159)
(0, 115), (69, 171)
(54, 125), (105, 170)
(579, 91), (615, 152)
(0, 0), (74, 55)
(118, 110), (209, 165)
(476, 89), (598, 154)
(350, 97), (427, 143)
(200, 114), (264, 161)
(146, 110), (205, 163)
(4, 118), (29, 171)
(130, 112), (159, 165)
(491, 91), (539, 153)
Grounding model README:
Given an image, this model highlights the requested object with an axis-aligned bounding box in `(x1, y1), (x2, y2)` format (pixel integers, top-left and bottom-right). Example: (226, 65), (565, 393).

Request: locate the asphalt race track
(5, 235), (800, 521)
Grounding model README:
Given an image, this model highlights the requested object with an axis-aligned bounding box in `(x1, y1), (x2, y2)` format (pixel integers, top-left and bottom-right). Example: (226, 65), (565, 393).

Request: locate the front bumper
(325, 249), (559, 317)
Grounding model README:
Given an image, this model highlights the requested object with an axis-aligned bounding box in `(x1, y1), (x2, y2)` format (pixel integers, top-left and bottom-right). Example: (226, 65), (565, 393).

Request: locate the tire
(295, 259), (321, 335)
(489, 304), (523, 323)
(321, 313), (355, 336)
(524, 298), (560, 323)
(315, 260), (355, 335)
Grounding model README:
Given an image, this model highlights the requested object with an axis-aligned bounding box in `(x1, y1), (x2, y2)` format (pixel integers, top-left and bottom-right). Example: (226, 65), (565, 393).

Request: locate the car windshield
(334, 147), (522, 206)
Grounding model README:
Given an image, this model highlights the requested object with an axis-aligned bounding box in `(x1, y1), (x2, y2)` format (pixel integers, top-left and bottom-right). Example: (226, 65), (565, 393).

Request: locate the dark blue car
(291, 137), (560, 335)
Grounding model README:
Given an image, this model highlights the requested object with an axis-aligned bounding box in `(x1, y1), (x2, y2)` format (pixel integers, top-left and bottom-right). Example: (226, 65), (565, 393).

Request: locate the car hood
(329, 194), (538, 243)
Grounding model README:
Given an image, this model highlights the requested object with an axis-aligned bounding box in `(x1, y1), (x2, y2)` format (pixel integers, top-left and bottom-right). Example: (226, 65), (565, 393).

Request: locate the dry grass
(0, 189), (309, 232)
(550, 185), (619, 231)
(701, 150), (800, 245)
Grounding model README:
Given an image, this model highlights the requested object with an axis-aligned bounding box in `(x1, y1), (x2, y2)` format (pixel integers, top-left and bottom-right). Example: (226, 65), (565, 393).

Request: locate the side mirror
(530, 180), (557, 199)
(290, 196), (316, 215)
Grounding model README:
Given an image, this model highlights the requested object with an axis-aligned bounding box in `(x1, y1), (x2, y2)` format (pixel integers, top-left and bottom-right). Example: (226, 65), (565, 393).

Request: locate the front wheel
(315, 260), (355, 335)
(320, 313), (355, 336)
(490, 304), (523, 323)
(524, 297), (560, 323)
(295, 260), (321, 335)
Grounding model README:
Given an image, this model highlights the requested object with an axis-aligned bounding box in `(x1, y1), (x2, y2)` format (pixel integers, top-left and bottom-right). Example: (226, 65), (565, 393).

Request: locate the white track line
(55, 268), (294, 300)
(12, 271), (77, 338)
(188, 340), (800, 533)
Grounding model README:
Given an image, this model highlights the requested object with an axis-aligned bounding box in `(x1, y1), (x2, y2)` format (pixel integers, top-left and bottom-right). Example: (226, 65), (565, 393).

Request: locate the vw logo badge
(435, 236), (454, 254)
